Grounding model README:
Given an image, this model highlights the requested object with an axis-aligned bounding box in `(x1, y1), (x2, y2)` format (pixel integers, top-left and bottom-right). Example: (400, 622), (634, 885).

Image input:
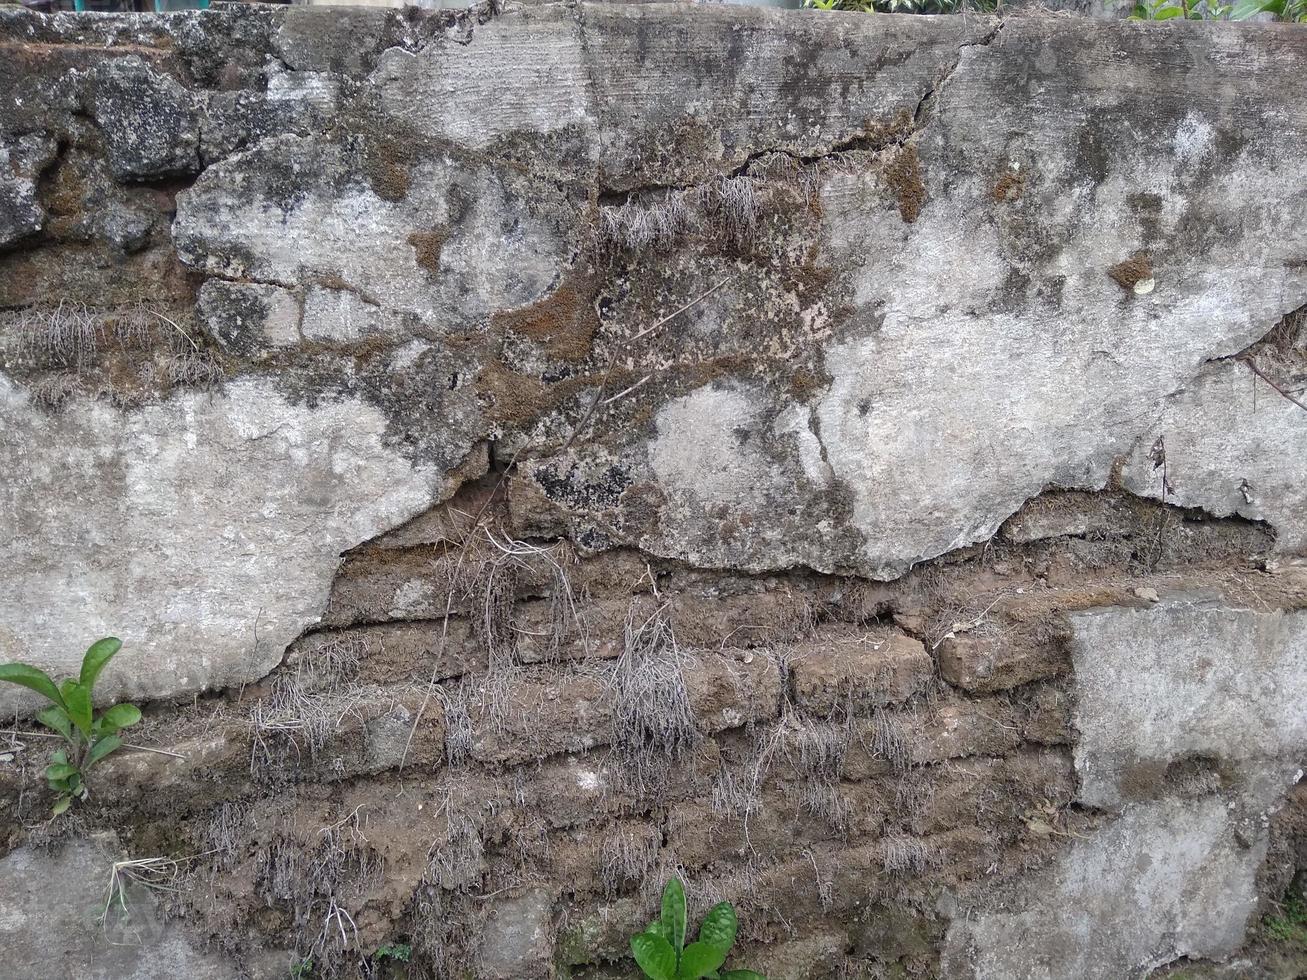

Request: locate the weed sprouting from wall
(608, 596), (698, 795)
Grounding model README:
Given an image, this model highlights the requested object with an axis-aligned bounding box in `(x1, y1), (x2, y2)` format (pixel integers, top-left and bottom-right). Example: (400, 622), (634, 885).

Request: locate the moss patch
(1108, 252), (1152, 292)
(363, 136), (414, 203)
(490, 274), (601, 362)
(992, 170), (1025, 204)
(407, 229), (446, 275)
(885, 145), (925, 224)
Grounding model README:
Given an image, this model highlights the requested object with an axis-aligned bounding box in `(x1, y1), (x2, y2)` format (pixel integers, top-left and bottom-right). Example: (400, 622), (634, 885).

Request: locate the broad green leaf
(0, 663), (65, 709)
(62, 682), (93, 738)
(52, 749), (68, 766)
(631, 932), (677, 980)
(645, 919), (671, 942)
(37, 705), (74, 741)
(97, 703), (142, 733)
(46, 763), (79, 781)
(697, 903), (738, 957)
(720, 971), (768, 980)
(661, 877), (687, 955)
(80, 637), (122, 692)
(677, 941), (728, 980)
(51, 795), (72, 816)
(1154, 6), (1184, 16)
(89, 734), (122, 765)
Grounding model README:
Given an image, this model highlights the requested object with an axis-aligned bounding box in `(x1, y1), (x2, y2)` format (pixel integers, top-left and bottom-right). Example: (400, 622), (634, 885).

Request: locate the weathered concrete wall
(1, 4), (1305, 979)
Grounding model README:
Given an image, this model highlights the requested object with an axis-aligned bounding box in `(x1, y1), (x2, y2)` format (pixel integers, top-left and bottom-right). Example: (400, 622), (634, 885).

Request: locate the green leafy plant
(374, 941), (412, 962)
(1131, 0), (1304, 18)
(804, 0), (998, 14)
(630, 878), (766, 980)
(0, 636), (141, 815)
(1264, 885), (1307, 948)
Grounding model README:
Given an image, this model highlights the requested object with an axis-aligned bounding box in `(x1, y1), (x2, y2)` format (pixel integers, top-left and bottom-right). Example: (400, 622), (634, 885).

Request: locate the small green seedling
(1265, 886), (1307, 949)
(630, 877), (766, 980)
(374, 941), (412, 962)
(0, 636), (141, 815)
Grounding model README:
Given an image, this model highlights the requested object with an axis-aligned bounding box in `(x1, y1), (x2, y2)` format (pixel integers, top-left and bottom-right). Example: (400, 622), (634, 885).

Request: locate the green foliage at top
(629, 878), (766, 980)
(1130, 0), (1305, 19)
(0, 637), (141, 816)
(805, 0), (997, 12)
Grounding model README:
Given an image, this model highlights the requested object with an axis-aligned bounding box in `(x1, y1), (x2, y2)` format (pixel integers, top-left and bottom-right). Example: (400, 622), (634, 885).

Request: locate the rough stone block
(935, 632), (1065, 693)
(0, 836), (242, 979)
(792, 631), (933, 715)
(196, 280), (302, 356)
(90, 58), (201, 180)
(483, 888), (559, 980)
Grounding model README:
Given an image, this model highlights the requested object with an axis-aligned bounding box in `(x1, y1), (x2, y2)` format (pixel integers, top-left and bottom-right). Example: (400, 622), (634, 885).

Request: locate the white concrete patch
(650, 383), (773, 506)
(943, 798), (1264, 980)
(1068, 599), (1307, 809)
(0, 376), (445, 711)
(1123, 358), (1307, 552)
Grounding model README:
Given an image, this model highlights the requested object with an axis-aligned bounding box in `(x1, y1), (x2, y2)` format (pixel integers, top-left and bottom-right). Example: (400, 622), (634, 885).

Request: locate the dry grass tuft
(23, 372), (83, 408)
(248, 636), (366, 780)
(880, 834), (936, 877)
(203, 801), (250, 874)
(425, 793), (486, 893)
(258, 807), (383, 979)
(869, 705), (910, 770)
(600, 824), (662, 897)
(607, 595), (698, 795)
(596, 174), (763, 254)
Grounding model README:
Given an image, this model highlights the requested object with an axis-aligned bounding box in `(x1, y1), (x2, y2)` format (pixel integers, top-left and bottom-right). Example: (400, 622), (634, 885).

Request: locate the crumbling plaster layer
(1123, 359), (1307, 548)
(0, 376), (446, 713)
(503, 13), (1307, 577)
(1, 4), (1305, 699)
